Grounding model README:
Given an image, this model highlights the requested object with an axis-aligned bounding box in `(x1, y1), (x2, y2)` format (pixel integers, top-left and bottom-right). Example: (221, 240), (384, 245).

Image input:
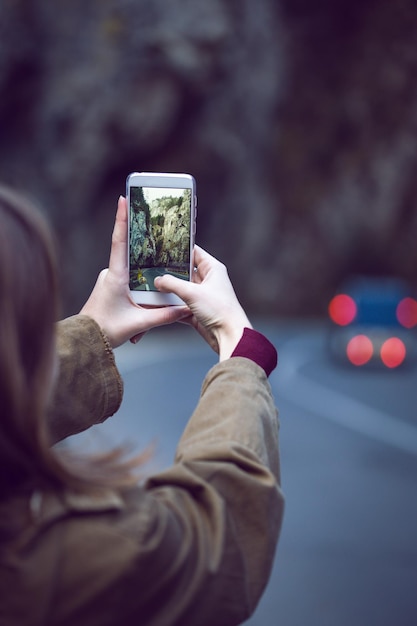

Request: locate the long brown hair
(0, 185), (145, 504)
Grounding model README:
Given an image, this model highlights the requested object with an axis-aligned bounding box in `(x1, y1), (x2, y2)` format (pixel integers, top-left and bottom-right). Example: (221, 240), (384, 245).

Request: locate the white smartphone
(127, 172), (196, 305)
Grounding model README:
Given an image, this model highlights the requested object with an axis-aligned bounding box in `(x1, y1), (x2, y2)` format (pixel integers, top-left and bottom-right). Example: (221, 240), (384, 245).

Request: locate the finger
(129, 305), (189, 344)
(130, 332), (145, 344)
(194, 244), (225, 265)
(193, 246), (226, 282)
(154, 274), (198, 304)
(178, 315), (195, 327)
(193, 245), (213, 266)
(108, 196), (128, 275)
(143, 304), (191, 327)
(192, 266), (203, 285)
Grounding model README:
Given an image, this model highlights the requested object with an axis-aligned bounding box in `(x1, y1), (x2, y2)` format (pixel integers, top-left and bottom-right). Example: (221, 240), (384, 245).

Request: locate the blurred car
(327, 276), (417, 369)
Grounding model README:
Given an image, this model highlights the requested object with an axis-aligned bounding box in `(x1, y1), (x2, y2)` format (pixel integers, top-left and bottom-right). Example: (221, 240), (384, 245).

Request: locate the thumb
(155, 275), (196, 304)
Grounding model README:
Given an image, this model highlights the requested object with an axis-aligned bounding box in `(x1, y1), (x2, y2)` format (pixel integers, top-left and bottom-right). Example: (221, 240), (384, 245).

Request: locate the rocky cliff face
(150, 191), (191, 269)
(130, 190), (190, 275)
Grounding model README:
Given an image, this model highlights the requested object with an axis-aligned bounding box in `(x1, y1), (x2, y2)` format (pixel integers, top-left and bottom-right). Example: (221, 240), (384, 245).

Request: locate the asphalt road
(71, 320), (417, 626)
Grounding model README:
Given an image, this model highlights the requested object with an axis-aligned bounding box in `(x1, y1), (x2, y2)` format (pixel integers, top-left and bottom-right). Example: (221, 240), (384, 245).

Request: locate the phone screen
(129, 185), (192, 292)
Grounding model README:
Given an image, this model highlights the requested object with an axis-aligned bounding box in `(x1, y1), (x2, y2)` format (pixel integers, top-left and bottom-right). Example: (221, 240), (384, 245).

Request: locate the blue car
(327, 277), (417, 368)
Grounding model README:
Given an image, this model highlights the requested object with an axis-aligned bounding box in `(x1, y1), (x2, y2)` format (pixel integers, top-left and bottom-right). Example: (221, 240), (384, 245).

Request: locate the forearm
(176, 358), (280, 477)
(170, 358), (283, 615)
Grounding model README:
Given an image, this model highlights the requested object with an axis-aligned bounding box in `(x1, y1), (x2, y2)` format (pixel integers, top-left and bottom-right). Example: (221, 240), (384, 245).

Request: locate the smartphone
(127, 172), (196, 305)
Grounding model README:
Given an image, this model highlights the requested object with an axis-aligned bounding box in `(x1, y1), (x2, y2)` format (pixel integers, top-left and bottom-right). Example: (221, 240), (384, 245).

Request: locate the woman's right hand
(154, 246), (252, 360)
(80, 197), (190, 348)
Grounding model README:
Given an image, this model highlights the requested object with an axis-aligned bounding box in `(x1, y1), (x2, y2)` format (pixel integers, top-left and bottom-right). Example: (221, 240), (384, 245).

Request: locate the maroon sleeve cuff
(231, 328), (278, 377)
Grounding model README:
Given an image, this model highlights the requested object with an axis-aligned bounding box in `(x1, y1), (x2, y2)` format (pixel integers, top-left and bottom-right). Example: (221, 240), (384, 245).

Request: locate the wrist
(217, 319), (253, 361)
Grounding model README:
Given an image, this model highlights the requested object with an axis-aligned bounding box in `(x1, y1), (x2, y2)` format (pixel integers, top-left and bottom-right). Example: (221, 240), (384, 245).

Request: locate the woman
(0, 187), (284, 625)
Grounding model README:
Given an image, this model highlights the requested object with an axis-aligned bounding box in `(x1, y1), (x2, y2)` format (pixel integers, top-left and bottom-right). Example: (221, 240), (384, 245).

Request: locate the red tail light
(346, 335), (373, 366)
(380, 337), (406, 368)
(396, 297), (417, 328)
(329, 294), (357, 326)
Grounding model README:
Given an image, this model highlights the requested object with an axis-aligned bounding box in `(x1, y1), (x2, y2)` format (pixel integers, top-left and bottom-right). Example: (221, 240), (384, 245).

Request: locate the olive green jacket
(2, 316), (284, 626)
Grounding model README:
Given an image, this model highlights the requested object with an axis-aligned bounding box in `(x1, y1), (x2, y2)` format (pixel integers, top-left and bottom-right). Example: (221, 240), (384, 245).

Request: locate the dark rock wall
(1, 0), (416, 315)
(129, 187), (156, 271)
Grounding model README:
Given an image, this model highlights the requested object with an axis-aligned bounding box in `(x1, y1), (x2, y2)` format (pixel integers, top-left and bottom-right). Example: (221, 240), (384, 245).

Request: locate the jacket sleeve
(47, 315), (123, 443)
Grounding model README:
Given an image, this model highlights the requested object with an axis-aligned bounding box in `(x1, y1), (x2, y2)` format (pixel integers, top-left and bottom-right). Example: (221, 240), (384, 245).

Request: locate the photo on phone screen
(129, 185), (192, 292)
